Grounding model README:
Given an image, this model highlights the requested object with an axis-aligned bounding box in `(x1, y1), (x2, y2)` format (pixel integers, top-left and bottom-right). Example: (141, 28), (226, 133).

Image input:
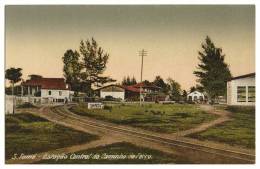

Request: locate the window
(48, 91), (51, 95)
(248, 86), (255, 102)
(59, 91), (62, 96)
(237, 86), (246, 102)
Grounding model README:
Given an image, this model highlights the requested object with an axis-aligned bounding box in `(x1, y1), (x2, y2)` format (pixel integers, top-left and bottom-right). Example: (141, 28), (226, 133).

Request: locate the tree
(190, 85), (204, 93)
(122, 75), (137, 86)
(190, 86), (196, 93)
(28, 74), (42, 80)
(182, 90), (188, 101)
(62, 49), (82, 95)
(131, 76), (137, 85)
(5, 67), (23, 114)
(167, 78), (182, 101)
(79, 38), (115, 89)
(153, 76), (168, 93)
(194, 36), (232, 101)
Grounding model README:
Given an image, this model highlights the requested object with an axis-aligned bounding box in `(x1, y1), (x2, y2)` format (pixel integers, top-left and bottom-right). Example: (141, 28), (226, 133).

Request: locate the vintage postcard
(4, 5), (255, 164)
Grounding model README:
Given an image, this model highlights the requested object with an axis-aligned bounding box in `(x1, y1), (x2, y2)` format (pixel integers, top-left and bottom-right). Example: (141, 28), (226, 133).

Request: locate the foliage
(182, 90), (188, 101)
(153, 76), (169, 93)
(189, 85), (204, 93)
(62, 49), (82, 94)
(122, 75), (137, 86)
(189, 86), (196, 93)
(16, 102), (36, 108)
(167, 78), (182, 101)
(5, 67), (23, 85)
(194, 36), (232, 100)
(80, 38), (115, 88)
(62, 38), (115, 95)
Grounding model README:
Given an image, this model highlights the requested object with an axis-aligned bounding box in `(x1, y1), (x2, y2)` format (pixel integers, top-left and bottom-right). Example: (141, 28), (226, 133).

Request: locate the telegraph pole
(139, 49), (147, 106)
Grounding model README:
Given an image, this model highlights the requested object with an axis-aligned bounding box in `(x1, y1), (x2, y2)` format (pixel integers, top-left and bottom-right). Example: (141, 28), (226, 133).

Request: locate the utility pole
(139, 49), (147, 106)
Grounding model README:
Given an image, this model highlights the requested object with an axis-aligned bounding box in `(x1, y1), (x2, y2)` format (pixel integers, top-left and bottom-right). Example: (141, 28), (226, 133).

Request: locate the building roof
(124, 85), (140, 93)
(131, 82), (161, 89)
(22, 78), (68, 90)
(187, 91), (204, 96)
(95, 84), (125, 91)
(95, 82), (160, 93)
(228, 73), (255, 81)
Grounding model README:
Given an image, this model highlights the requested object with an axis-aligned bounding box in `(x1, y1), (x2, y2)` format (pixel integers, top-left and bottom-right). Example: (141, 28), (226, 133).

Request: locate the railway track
(46, 105), (255, 164)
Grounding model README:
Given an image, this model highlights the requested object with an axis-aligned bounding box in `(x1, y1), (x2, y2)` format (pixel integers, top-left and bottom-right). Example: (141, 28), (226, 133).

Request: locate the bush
(104, 105), (112, 112)
(17, 102), (36, 108)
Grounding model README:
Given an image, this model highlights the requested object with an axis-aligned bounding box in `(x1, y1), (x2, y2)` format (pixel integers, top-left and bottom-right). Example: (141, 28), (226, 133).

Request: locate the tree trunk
(12, 82), (15, 114)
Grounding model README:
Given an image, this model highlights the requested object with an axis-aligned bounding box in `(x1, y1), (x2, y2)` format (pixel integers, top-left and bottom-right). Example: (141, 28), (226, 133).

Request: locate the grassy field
(37, 142), (191, 164)
(5, 113), (99, 160)
(189, 106), (255, 149)
(70, 103), (217, 133)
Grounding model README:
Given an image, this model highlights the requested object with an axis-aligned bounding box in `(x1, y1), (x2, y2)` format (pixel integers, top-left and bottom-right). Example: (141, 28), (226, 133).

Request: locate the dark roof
(131, 82), (161, 89)
(22, 78), (68, 90)
(228, 73), (255, 81)
(95, 84), (125, 91)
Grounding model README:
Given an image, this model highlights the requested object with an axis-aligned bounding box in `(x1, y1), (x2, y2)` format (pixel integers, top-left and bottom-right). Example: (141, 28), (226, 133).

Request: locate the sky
(5, 5), (255, 90)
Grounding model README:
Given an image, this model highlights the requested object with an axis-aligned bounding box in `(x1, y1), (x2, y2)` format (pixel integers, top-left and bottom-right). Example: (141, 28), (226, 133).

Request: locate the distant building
(97, 85), (125, 100)
(21, 77), (73, 103)
(187, 91), (205, 102)
(227, 73), (255, 106)
(127, 82), (164, 101)
(96, 82), (165, 101)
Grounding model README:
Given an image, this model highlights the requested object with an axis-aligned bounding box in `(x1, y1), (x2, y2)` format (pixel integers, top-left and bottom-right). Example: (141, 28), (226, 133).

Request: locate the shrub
(17, 102), (36, 108)
(104, 105), (112, 112)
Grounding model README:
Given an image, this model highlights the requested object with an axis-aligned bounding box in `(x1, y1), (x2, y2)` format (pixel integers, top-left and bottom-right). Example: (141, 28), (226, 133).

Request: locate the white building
(227, 73), (255, 106)
(187, 91), (205, 102)
(22, 77), (73, 104)
(97, 85), (125, 100)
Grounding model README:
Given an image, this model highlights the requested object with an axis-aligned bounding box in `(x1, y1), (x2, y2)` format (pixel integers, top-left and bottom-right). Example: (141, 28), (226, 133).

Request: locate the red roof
(22, 78), (68, 90)
(124, 85), (140, 93)
(131, 82), (161, 89)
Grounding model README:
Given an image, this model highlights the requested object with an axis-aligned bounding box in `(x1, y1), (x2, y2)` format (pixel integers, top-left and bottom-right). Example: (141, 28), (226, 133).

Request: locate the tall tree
(167, 78), (182, 101)
(131, 76), (137, 85)
(194, 36), (232, 101)
(79, 38), (115, 89)
(122, 75), (137, 86)
(153, 76), (168, 93)
(62, 49), (82, 94)
(5, 67), (22, 114)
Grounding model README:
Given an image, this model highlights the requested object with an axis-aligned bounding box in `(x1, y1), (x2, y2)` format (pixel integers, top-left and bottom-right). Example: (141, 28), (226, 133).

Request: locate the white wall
(100, 91), (125, 100)
(41, 89), (70, 99)
(227, 77), (255, 106)
(187, 91), (204, 101)
(5, 95), (14, 114)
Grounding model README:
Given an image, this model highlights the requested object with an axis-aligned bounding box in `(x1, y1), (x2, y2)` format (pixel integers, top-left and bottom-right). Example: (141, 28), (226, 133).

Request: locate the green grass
(5, 113), (99, 160)
(37, 142), (191, 164)
(70, 103), (218, 133)
(189, 106), (255, 149)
